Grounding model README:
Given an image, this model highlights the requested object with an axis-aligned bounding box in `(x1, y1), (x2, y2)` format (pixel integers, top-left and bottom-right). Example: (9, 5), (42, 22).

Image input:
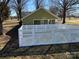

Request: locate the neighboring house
(22, 8), (59, 25)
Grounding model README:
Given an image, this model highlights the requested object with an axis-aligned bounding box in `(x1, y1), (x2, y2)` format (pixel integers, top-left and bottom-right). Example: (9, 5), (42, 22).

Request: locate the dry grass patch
(3, 19), (19, 33)
(0, 19), (19, 50)
(65, 18), (79, 24)
(0, 35), (10, 50)
(0, 53), (79, 59)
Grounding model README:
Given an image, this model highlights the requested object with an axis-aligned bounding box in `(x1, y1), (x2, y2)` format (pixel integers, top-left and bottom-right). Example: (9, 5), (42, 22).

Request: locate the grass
(0, 35), (10, 50)
(0, 18), (79, 59)
(0, 53), (79, 59)
(0, 19), (19, 51)
(65, 18), (79, 24)
(3, 19), (19, 33)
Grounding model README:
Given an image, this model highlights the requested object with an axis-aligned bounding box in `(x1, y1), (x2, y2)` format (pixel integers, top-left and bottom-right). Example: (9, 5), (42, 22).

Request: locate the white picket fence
(18, 24), (79, 47)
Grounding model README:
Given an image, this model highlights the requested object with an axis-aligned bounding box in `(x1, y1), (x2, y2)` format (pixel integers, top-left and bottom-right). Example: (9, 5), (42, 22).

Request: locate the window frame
(33, 19), (55, 25)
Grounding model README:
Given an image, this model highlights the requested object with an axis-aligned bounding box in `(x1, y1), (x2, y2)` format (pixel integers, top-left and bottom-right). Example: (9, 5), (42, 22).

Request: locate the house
(18, 8), (79, 47)
(22, 8), (59, 25)
(19, 8), (59, 47)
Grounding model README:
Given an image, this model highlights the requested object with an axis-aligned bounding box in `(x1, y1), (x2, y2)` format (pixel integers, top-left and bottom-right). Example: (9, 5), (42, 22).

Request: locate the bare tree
(10, 0), (27, 19)
(10, 0), (28, 25)
(51, 0), (79, 24)
(0, 0), (10, 35)
(35, 0), (43, 9)
(50, 6), (59, 15)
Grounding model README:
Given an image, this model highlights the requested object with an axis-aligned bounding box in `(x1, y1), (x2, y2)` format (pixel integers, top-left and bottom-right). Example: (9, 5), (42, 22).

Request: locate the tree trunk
(36, 4), (39, 9)
(62, 6), (66, 24)
(19, 20), (22, 26)
(62, 10), (66, 24)
(18, 8), (22, 26)
(62, 0), (66, 24)
(19, 9), (21, 20)
(0, 18), (3, 35)
(36, 0), (39, 9)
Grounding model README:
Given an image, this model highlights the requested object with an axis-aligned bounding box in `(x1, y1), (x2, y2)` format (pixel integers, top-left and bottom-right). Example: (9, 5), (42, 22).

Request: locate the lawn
(0, 52), (79, 59)
(65, 18), (79, 24)
(0, 19), (19, 52)
(3, 19), (19, 33)
(0, 18), (79, 59)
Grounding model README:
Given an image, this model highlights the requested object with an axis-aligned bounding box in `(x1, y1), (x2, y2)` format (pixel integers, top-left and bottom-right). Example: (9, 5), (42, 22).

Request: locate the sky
(24, 0), (51, 11)
(10, 0), (79, 16)
(10, 0), (51, 16)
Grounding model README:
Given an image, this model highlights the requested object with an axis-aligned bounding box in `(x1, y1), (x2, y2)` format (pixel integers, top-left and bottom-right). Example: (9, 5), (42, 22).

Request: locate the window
(34, 20), (41, 25)
(49, 20), (55, 24)
(44, 20), (48, 24)
(41, 20), (48, 24)
(34, 19), (55, 25)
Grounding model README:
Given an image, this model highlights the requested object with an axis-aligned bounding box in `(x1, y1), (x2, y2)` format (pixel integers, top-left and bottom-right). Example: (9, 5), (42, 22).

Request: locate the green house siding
(22, 8), (58, 25)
